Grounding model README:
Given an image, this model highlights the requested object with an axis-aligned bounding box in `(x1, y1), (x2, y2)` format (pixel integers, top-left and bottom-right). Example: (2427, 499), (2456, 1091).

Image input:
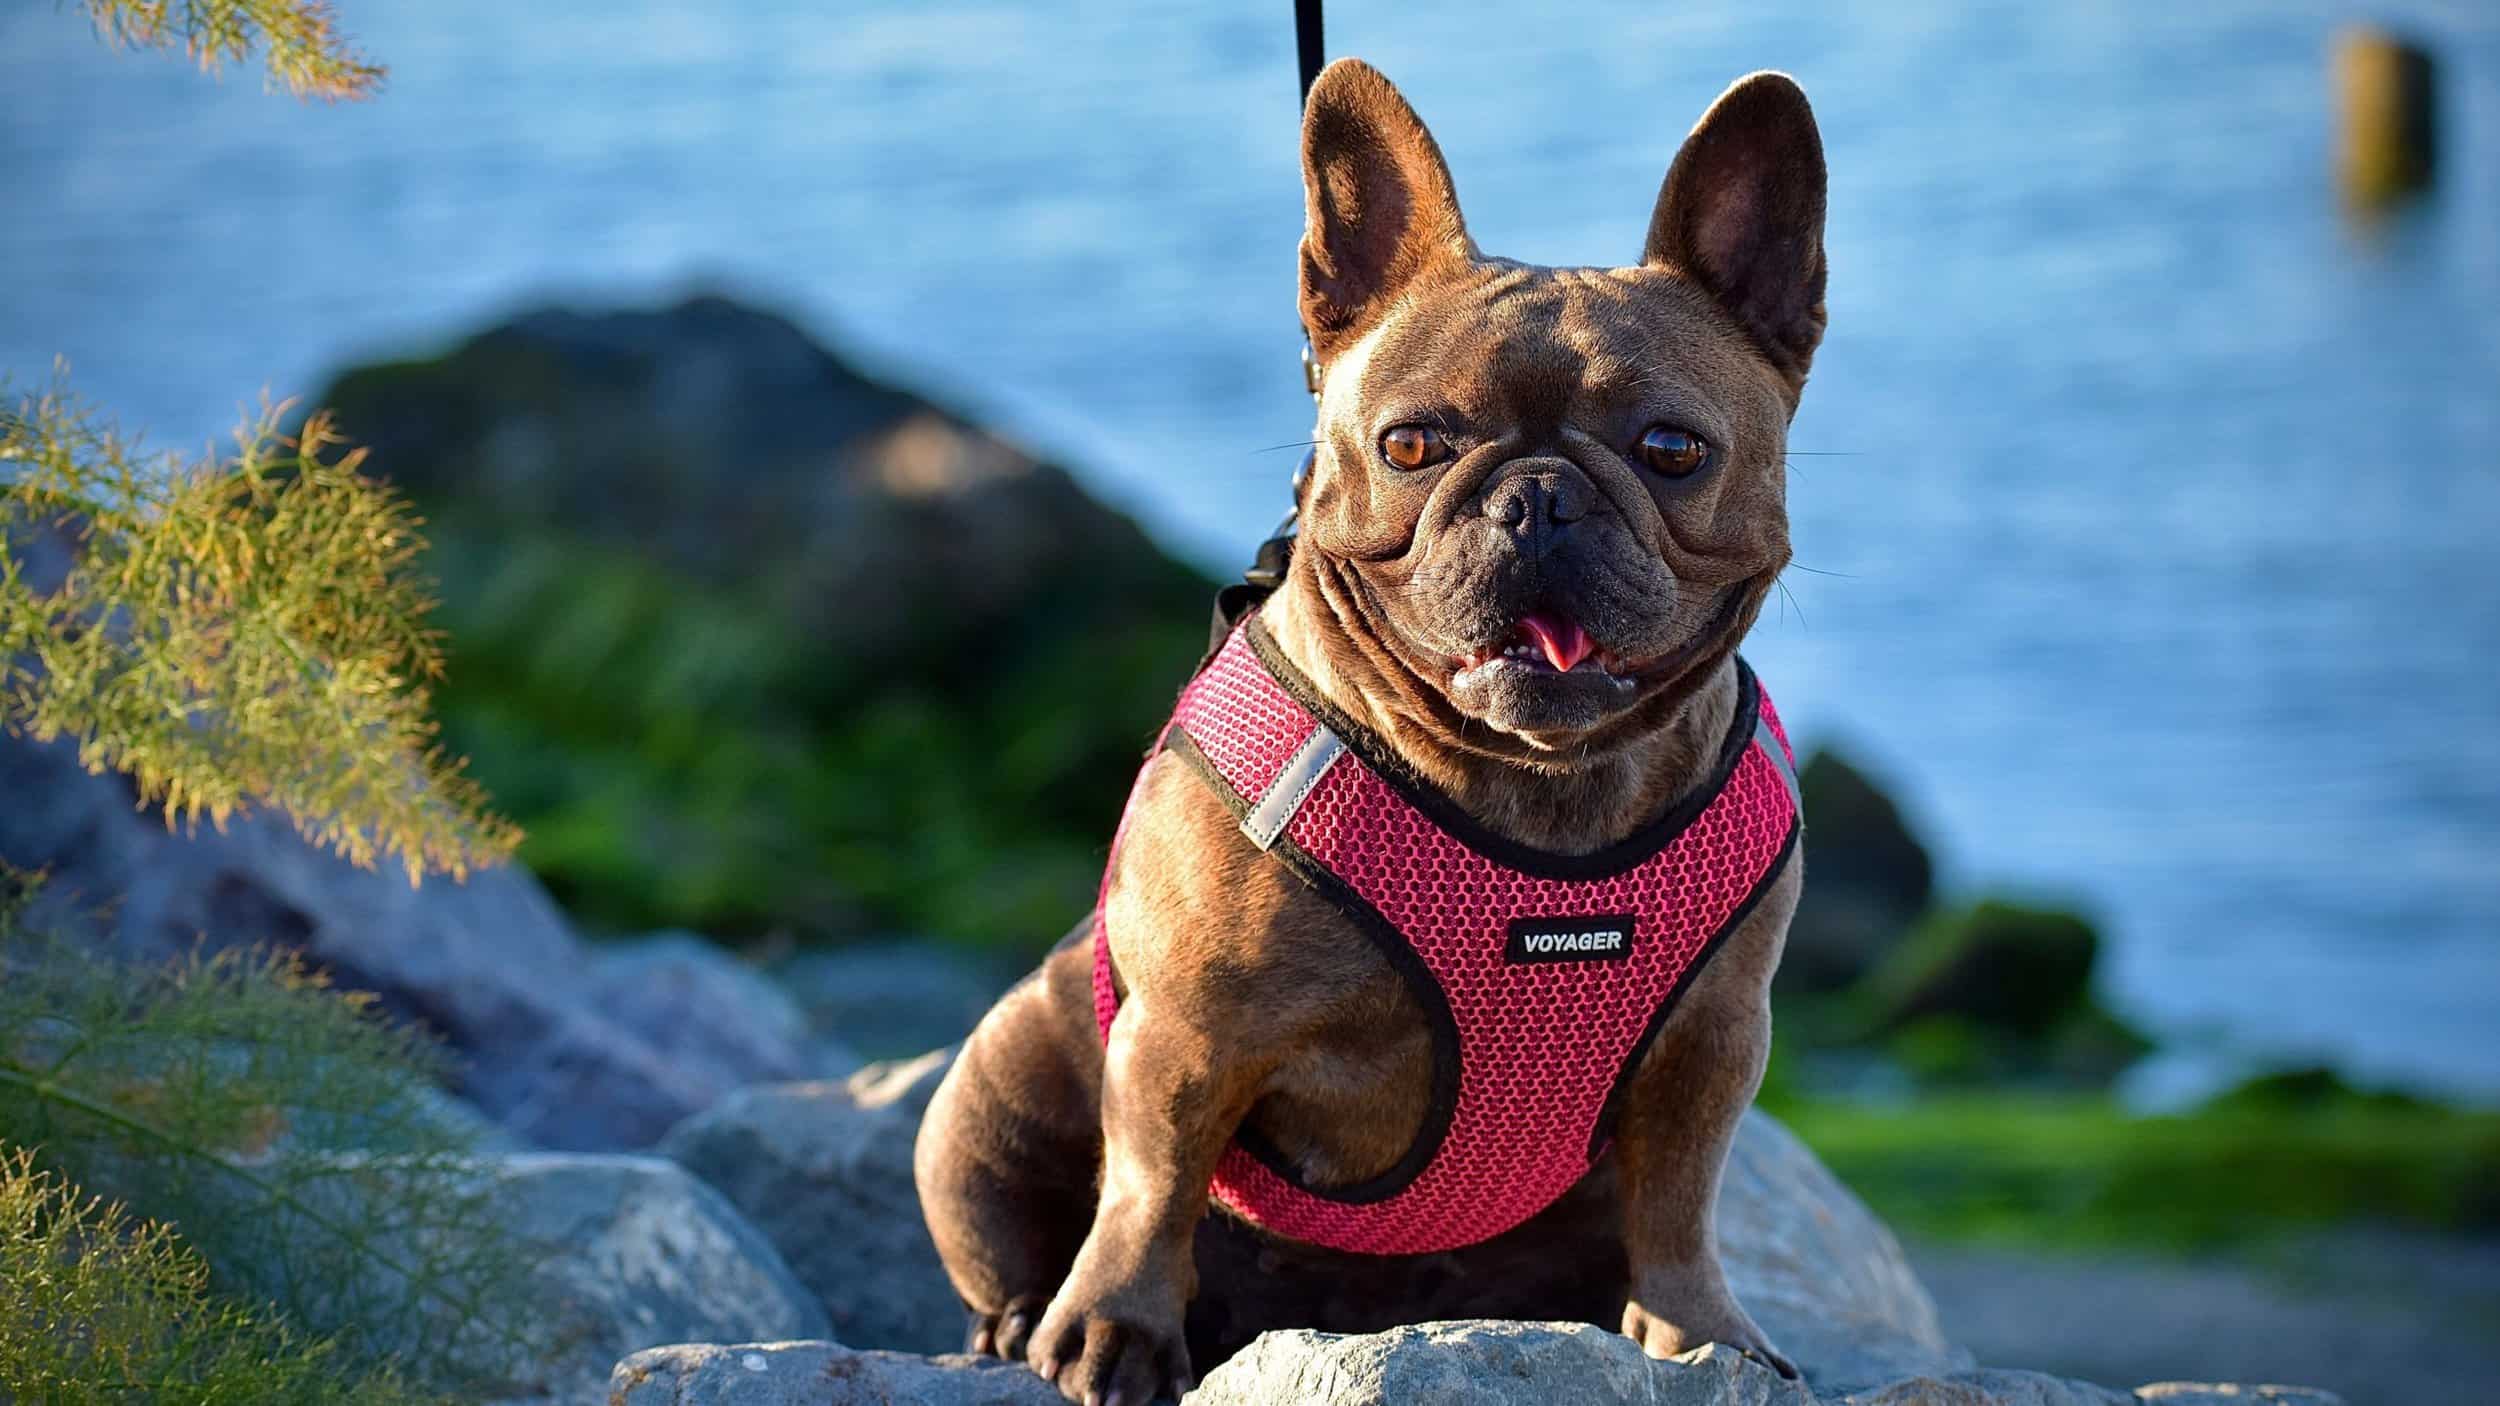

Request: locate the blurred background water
(4, 0), (2494, 1104)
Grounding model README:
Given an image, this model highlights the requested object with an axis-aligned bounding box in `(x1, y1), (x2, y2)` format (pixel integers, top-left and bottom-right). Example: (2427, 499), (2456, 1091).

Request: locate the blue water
(5, 1), (2496, 1101)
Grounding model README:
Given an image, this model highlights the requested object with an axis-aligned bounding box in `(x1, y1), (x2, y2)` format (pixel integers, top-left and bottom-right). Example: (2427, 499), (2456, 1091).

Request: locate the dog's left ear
(1643, 72), (1828, 389)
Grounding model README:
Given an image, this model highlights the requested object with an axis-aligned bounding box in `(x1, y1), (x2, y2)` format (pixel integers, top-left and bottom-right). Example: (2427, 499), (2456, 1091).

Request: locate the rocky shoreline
(0, 296), (2352, 1404)
(0, 725), (2341, 1400)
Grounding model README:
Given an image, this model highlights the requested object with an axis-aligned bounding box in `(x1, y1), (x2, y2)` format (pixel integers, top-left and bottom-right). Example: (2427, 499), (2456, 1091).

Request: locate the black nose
(1481, 466), (1589, 550)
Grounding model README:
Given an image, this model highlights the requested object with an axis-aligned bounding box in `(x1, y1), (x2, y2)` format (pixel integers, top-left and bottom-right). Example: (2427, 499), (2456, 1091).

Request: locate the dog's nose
(1481, 464), (1590, 546)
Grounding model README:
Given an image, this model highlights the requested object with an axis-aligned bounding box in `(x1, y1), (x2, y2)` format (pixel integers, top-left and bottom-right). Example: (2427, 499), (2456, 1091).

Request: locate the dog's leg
(1024, 994), (1272, 1406)
(916, 942), (1106, 1361)
(1612, 859), (1800, 1379)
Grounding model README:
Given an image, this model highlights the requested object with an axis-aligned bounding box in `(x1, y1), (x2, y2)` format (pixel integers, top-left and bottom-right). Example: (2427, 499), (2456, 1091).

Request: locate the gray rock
(769, 942), (1012, 1058)
(593, 931), (856, 1078)
(1188, 1327), (2342, 1406)
(1717, 1109), (1960, 1386)
(472, 1154), (828, 1405)
(659, 1049), (961, 1354)
(0, 728), (812, 1149)
(1188, 1324), (1789, 1406)
(610, 1341), (1061, 1406)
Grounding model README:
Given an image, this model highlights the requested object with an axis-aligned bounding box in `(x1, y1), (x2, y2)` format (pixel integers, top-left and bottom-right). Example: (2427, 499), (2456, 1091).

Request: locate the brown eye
(1634, 425), (1711, 478)
(1380, 424), (1450, 471)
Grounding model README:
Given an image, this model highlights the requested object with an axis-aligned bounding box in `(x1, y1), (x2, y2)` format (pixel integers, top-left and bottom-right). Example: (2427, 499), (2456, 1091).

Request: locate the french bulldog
(914, 57), (1825, 1406)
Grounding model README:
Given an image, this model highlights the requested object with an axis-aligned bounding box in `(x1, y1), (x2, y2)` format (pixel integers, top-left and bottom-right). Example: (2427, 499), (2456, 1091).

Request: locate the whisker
(1773, 574), (1806, 629)
(1252, 439), (1322, 454)
(1783, 562), (1855, 579)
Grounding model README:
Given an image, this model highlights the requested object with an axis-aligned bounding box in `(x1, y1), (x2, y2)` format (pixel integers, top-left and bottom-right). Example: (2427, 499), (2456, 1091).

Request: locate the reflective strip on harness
(1753, 714), (1800, 811)
(1241, 725), (1346, 850)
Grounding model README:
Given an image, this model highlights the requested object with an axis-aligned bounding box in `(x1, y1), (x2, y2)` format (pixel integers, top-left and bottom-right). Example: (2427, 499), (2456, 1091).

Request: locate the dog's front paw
(967, 1292), (1051, 1360)
(1026, 1286), (1195, 1406)
(1622, 1295), (1799, 1381)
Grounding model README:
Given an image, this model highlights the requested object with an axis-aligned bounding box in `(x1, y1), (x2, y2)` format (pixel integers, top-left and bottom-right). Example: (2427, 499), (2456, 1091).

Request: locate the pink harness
(1093, 620), (1800, 1256)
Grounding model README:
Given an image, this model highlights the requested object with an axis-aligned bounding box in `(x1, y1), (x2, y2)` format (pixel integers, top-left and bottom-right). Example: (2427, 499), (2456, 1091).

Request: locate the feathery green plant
(0, 904), (536, 1390)
(1, 379), (521, 883)
(80, 0), (384, 100)
(0, 1148), (431, 1404)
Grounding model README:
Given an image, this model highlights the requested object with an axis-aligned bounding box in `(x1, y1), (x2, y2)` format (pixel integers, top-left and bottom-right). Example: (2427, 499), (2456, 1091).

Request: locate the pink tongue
(1517, 613), (1594, 672)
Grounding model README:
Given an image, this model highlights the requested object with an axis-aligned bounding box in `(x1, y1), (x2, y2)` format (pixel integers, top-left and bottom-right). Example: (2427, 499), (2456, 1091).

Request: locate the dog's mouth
(1433, 585), (1755, 738)
(1450, 611), (1635, 685)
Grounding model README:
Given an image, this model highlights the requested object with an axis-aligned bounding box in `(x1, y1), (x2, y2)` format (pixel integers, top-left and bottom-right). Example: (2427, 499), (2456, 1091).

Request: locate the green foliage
(81, 0), (383, 100)
(1765, 1083), (2500, 1251)
(1, 378), (521, 883)
(410, 502), (1206, 948)
(0, 910), (533, 1390)
(0, 1149), (430, 1404)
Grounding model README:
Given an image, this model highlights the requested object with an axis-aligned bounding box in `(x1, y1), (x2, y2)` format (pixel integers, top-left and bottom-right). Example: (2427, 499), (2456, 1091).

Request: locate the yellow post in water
(2334, 26), (2438, 212)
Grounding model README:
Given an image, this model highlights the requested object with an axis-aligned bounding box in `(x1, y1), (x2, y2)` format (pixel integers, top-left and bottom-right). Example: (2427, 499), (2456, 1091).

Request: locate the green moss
(1762, 1082), (2500, 1251)
(414, 505), (1206, 948)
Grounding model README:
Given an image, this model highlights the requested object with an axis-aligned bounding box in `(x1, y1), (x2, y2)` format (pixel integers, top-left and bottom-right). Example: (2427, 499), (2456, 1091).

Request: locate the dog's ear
(1643, 72), (1828, 388)
(1299, 59), (1470, 362)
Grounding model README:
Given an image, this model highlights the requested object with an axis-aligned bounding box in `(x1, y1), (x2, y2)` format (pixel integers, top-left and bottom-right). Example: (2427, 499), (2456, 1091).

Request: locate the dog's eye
(1379, 424), (1451, 471)
(1634, 425), (1711, 478)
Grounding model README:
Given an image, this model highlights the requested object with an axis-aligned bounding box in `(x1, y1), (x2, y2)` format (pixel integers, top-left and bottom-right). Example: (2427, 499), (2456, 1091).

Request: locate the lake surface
(6, 0), (2495, 1101)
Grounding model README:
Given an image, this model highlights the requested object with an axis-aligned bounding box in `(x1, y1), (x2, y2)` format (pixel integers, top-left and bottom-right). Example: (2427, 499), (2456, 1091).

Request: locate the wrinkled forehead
(1343, 263), (1769, 432)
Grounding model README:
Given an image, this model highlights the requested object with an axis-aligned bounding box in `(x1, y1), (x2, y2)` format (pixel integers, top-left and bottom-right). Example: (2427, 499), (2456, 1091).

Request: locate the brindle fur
(914, 59), (1829, 1406)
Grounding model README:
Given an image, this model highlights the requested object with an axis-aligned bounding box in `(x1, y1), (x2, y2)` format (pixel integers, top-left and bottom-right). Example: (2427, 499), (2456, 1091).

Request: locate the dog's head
(1291, 60), (1825, 752)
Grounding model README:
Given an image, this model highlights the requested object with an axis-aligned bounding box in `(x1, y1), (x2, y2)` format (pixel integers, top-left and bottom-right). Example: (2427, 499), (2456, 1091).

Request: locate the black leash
(1296, 0), (1326, 104)
(1209, 0), (1329, 648)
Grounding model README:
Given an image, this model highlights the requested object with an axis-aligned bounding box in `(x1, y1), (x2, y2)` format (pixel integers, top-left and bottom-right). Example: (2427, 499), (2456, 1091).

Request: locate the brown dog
(914, 58), (1824, 1406)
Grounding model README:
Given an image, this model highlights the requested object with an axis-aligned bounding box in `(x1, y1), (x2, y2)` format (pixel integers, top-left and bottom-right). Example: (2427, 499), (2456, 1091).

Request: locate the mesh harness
(1091, 617), (1802, 1256)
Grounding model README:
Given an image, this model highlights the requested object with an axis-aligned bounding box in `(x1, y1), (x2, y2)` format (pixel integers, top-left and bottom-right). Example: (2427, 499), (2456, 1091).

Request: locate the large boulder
(1854, 899), (2151, 1087)
(1780, 749), (1935, 995)
(768, 942), (1017, 1059)
(590, 931), (858, 1080)
(459, 1154), (828, 1405)
(311, 295), (1215, 947)
(659, 1049), (963, 1354)
(0, 730), (815, 1151)
(1714, 1108), (1954, 1386)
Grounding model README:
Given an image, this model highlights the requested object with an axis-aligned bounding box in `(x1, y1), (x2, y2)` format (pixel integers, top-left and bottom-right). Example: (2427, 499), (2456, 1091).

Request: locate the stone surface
(1187, 1322), (1746, 1406)
(613, 1331), (2342, 1406)
(659, 1049), (963, 1354)
(0, 729), (815, 1151)
(591, 931), (855, 1079)
(1713, 1109), (1959, 1387)
(471, 1154), (827, 1405)
(611, 1341), (1062, 1406)
(769, 941), (1014, 1059)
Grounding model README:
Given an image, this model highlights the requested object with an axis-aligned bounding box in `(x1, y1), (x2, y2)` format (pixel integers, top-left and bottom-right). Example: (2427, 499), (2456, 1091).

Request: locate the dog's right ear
(1298, 59), (1471, 363)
